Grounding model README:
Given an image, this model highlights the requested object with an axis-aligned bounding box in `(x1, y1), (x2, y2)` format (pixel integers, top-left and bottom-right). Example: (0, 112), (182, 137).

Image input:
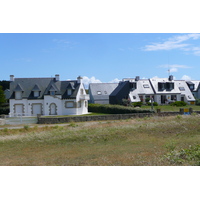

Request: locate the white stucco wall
(9, 82), (89, 117)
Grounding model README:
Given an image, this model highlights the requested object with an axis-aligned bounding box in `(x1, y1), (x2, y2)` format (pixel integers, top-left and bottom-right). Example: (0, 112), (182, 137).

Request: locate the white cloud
(109, 78), (120, 83)
(181, 75), (192, 81)
(159, 64), (192, 74)
(159, 64), (191, 69)
(169, 67), (178, 73)
(82, 76), (102, 89)
(143, 34), (200, 54)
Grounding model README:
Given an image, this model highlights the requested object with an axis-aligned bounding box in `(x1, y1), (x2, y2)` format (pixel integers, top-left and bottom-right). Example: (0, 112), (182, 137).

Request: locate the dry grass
(0, 115), (200, 166)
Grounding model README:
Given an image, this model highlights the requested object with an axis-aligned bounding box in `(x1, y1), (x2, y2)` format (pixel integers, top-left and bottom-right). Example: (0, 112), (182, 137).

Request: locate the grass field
(1, 114), (200, 166)
(143, 104), (200, 112)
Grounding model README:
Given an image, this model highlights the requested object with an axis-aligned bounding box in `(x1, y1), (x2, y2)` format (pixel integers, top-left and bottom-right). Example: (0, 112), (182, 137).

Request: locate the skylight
(179, 87), (185, 91)
(143, 84), (149, 88)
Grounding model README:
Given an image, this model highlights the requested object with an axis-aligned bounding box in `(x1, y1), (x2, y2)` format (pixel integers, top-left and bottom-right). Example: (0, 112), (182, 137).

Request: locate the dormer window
(67, 89), (72, 95)
(14, 83), (24, 99)
(32, 84), (41, 98)
(50, 91), (55, 96)
(166, 82), (174, 90)
(158, 82), (166, 91)
(189, 85), (194, 90)
(34, 91), (40, 97)
(15, 91), (22, 100)
(130, 82), (136, 90)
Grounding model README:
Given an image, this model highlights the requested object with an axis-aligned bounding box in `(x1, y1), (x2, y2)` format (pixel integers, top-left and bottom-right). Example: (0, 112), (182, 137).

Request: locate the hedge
(88, 104), (153, 114)
(0, 106), (9, 115)
(170, 101), (187, 107)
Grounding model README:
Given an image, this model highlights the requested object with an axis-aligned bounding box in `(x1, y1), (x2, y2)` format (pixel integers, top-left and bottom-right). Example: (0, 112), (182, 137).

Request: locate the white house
(121, 77), (154, 104)
(9, 75), (90, 116)
(89, 75), (196, 105)
(149, 76), (195, 105)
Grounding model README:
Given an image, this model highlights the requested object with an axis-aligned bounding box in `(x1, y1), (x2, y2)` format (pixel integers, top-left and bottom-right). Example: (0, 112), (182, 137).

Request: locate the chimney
(10, 75), (14, 82)
(77, 76), (83, 84)
(169, 75), (173, 81)
(55, 74), (59, 81)
(135, 76), (140, 81)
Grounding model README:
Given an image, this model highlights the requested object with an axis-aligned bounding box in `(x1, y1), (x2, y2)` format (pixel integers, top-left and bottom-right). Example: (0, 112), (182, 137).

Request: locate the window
(65, 102), (74, 108)
(189, 85), (194, 90)
(130, 82), (136, 89)
(34, 91), (39, 97)
(50, 91), (55, 96)
(179, 87), (185, 91)
(166, 82), (174, 90)
(67, 89), (72, 95)
(143, 84), (150, 88)
(133, 96), (136, 99)
(97, 91), (101, 95)
(158, 82), (166, 91)
(171, 95), (176, 100)
(15, 91), (22, 100)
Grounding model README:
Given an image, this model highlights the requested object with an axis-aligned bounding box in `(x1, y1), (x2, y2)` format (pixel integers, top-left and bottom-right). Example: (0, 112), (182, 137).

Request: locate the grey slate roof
(89, 83), (118, 103)
(9, 77), (80, 100)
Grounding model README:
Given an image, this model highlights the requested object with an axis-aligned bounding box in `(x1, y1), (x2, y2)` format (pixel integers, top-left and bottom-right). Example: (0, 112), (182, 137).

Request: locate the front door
(161, 95), (166, 104)
(50, 103), (56, 115)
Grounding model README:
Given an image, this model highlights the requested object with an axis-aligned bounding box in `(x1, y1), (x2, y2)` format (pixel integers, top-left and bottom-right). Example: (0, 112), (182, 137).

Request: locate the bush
(195, 99), (200, 106)
(147, 102), (158, 106)
(88, 103), (153, 114)
(0, 106), (9, 114)
(132, 102), (143, 107)
(165, 144), (200, 165)
(170, 101), (187, 107)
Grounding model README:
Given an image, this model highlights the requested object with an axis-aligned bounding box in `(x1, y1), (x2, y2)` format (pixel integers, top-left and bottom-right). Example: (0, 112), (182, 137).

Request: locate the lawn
(0, 115), (200, 166)
(143, 104), (200, 112)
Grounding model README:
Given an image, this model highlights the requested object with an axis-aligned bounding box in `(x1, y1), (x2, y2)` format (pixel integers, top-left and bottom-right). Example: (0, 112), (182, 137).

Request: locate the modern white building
(9, 75), (89, 116)
(89, 75), (196, 105)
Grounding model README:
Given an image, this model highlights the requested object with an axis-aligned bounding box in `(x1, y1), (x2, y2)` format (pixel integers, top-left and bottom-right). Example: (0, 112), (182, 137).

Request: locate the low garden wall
(38, 110), (196, 124)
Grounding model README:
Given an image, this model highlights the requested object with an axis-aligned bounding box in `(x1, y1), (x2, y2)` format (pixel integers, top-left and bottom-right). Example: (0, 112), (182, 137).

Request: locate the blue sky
(1, 33), (200, 87)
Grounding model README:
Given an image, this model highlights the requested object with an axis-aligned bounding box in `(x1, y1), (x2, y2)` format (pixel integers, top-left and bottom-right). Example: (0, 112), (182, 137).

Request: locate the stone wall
(38, 111), (186, 124)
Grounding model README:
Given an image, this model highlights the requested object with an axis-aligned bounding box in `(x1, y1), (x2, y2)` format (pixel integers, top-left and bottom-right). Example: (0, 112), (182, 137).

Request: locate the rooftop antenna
(167, 51), (170, 76)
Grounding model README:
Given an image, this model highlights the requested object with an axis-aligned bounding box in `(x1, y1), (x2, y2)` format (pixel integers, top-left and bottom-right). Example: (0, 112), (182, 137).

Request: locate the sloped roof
(190, 81), (200, 92)
(89, 83), (118, 101)
(32, 84), (41, 91)
(175, 80), (195, 101)
(9, 77), (79, 99)
(14, 83), (24, 92)
(149, 78), (181, 94)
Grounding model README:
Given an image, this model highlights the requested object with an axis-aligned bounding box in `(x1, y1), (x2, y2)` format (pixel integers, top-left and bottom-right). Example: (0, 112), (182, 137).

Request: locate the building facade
(9, 75), (89, 116)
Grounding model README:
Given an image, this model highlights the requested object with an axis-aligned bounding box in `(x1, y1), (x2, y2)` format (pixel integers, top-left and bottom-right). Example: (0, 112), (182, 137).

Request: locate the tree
(0, 80), (9, 90)
(0, 86), (6, 106)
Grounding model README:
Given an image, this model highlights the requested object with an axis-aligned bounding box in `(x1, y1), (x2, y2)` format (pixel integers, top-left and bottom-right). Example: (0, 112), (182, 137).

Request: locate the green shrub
(170, 101), (187, 107)
(88, 103), (153, 114)
(195, 99), (200, 106)
(132, 102), (143, 107)
(165, 144), (200, 165)
(122, 99), (131, 106)
(0, 106), (9, 114)
(147, 102), (158, 106)
(145, 97), (150, 103)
